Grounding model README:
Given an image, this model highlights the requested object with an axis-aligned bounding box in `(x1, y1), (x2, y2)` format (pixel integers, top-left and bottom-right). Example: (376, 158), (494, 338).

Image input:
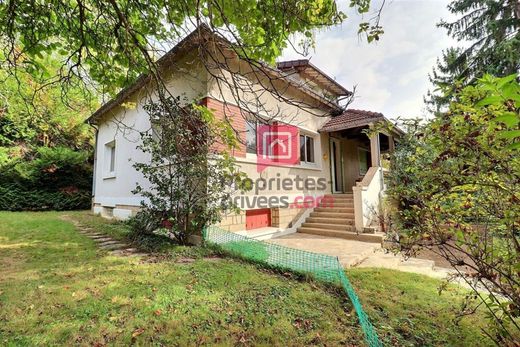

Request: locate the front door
(330, 138), (344, 193)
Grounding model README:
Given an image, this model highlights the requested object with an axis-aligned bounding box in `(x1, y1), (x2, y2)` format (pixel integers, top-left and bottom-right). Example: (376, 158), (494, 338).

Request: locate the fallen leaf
(154, 309), (162, 316)
(132, 328), (145, 338)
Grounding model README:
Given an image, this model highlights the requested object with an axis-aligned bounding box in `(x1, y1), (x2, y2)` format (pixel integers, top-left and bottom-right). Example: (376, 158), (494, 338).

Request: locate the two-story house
(88, 26), (400, 243)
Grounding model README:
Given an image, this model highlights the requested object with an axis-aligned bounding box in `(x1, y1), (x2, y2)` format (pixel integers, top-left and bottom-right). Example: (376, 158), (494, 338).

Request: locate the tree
(426, 0), (520, 110)
(0, 0), (381, 102)
(388, 74), (520, 344)
(0, 52), (98, 151)
(0, 51), (98, 211)
(131, 97), (249, 244)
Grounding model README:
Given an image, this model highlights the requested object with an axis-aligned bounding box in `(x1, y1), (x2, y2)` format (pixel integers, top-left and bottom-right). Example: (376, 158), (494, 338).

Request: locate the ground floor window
(104, 140), (116, 176)
(358, 148), (371, 176)
(300, 134), (315, 163)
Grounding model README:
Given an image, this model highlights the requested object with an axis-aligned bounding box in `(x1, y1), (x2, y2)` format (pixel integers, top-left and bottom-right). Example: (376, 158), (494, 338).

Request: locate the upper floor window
(246, 119), (257, 154)
(300, 134), (315, 163)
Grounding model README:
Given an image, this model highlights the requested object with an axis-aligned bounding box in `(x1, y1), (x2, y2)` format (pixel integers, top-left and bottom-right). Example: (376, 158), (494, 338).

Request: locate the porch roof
(319, 109), (385, 132)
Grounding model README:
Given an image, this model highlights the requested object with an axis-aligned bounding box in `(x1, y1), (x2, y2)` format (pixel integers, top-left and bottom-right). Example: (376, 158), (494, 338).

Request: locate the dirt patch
(203, 256), (223, 262)
(413, 244), (474, 271)
(175, 257), (196, 264)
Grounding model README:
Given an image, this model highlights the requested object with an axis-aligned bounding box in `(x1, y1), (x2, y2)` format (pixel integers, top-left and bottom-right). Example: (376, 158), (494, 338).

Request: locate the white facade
(90, 36), (392, 236)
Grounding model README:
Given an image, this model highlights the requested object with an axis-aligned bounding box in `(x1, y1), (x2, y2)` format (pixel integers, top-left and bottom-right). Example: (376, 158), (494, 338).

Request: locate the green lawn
(0, 212), (493, 346)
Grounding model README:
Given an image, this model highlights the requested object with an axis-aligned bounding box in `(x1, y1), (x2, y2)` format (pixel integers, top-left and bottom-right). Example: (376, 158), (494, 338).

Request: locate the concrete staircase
(296, 193), (384, 244)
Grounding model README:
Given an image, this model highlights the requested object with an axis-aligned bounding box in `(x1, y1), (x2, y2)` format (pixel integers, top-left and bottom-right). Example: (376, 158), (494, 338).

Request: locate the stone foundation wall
(93, 204), (305, 233)
(218, 211), (246, 232)
(271, 207), (305, 229)
(92, 203), (140, 220)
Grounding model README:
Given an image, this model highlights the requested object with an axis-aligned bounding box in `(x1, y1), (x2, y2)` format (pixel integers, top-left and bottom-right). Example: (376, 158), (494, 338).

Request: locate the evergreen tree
(427, 0), (520, 111)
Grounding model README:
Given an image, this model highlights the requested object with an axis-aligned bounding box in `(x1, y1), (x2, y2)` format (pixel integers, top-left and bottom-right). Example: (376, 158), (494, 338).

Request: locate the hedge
(0, 146), (92, 211)
(0, 184), (91, 211)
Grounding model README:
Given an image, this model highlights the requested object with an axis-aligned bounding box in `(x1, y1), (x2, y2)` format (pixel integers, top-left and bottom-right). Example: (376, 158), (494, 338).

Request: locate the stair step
(318, 202), (354, 208)
(321, 199), (353, 204)
(323, 196), (353, 200)
(301, 223), (354, 231)
(310, 211), (355, 219)
(297, 227), (383, 243)
(324, 194), (353, 197)
(306, 217), (354, 225)
(314, 207), (354, 213)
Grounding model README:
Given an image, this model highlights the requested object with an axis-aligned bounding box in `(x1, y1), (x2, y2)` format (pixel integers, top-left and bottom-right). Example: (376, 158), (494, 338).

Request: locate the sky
(280, 0), (458, 120)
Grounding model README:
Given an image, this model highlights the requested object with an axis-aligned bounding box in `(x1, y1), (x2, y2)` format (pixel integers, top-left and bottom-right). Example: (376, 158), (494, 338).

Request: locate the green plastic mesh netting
(203, 225), (383, 347)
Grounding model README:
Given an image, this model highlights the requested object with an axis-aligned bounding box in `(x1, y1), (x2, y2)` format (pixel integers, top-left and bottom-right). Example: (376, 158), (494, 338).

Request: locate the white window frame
(104, 140), (116, 179)
(358, 147), (370, 176)
(299, 133), (316, 165)
(245, 119), (258, 155)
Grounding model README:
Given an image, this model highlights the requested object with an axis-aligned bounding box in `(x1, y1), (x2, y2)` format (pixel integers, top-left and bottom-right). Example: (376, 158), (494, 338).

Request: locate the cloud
(281, 0), (458, 119)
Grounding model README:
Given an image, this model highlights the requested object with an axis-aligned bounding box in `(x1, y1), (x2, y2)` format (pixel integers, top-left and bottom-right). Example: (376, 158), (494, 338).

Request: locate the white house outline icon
(261, 131), (292, 159)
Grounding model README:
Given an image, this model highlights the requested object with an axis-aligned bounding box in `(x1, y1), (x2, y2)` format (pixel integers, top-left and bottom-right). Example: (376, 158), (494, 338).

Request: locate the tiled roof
(88, 27), (343, 123)
(319, 109), (385, 132)
(277, 59), (351, 96)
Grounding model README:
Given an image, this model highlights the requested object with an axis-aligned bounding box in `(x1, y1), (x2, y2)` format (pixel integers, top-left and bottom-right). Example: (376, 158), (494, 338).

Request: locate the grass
(0, 211), (494, 346)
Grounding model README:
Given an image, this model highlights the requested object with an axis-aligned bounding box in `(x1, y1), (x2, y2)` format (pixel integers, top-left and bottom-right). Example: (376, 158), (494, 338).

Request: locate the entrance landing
(266, 233), (455, 279)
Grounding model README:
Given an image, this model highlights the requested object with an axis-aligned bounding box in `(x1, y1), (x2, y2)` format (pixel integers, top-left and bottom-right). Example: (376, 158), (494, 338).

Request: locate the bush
(0, 146), (92, 211)
(386, 74), (520, 343)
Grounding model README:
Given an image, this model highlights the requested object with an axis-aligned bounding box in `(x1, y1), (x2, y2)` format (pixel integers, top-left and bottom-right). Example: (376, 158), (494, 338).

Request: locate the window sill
(235, 156), (323, 171)
(103, 173), (117, 180)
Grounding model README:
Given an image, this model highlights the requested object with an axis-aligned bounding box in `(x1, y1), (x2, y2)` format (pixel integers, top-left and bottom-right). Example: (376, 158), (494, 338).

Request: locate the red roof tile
(320, 109), (384, 132)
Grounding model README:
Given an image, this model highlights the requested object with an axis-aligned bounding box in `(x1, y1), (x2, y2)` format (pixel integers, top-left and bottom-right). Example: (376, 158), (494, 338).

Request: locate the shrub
(386, 74), (520, 344)
(0, 146), (92, 211)
(131, 97), (248, 244)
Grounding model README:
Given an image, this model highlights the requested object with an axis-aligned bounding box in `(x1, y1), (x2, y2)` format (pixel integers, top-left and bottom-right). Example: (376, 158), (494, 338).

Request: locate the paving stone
(100, 243), (126, 250)
(85, 233), (105, 237)
(65, 217), (146, 258)
(266, 233), (456, 280)
(92, 237), (113, 242)
(98, 240), (122, 246)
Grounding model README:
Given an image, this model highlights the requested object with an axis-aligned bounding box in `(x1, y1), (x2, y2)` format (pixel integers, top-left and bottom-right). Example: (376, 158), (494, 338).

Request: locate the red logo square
(256, 124), (299, 172)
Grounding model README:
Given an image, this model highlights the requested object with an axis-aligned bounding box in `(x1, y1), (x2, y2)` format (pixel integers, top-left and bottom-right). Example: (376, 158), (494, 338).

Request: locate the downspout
(88, 121), (99, 210)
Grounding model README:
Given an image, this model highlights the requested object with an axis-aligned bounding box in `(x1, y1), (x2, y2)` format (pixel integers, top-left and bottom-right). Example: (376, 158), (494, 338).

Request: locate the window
(300, 134), (315, 163)
(358, 148), (370, 176)
(151, 120), (162, 142)
(105, 140), (116, 176)
(246, 119), (257, 154)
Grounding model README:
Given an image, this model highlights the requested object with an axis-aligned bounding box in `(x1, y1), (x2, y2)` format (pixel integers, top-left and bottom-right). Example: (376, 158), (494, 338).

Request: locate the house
(88, 27), (401, 243)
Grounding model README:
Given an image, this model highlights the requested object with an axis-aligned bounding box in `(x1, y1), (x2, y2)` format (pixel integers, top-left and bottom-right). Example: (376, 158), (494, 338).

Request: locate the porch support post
(369, 130), (381, 168)
(388, 135), (395, 152)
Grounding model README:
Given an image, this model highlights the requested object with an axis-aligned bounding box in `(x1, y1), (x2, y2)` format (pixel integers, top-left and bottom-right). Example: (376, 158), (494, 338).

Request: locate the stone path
(266, 233), (456, 280)
(61, 215), (147, 257)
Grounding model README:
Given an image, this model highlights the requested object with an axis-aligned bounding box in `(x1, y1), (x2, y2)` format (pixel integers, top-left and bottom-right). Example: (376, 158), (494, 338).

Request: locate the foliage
(0, 211), (497, 346)
(0, 0), (380, 99)
(426, 0), (520, 110)
(387, 74), (520, 344)
(0, 146), (92, 211)
(131, 96), (249, 244)
(0, 50), (96, 211)
(0, 52), (97, 150)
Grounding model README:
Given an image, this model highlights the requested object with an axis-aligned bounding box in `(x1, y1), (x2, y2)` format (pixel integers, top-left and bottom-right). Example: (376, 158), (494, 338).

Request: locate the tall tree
(0, 52), (97, 152)
(0, 0), (380, 103)
(427, 0), (520, 110)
